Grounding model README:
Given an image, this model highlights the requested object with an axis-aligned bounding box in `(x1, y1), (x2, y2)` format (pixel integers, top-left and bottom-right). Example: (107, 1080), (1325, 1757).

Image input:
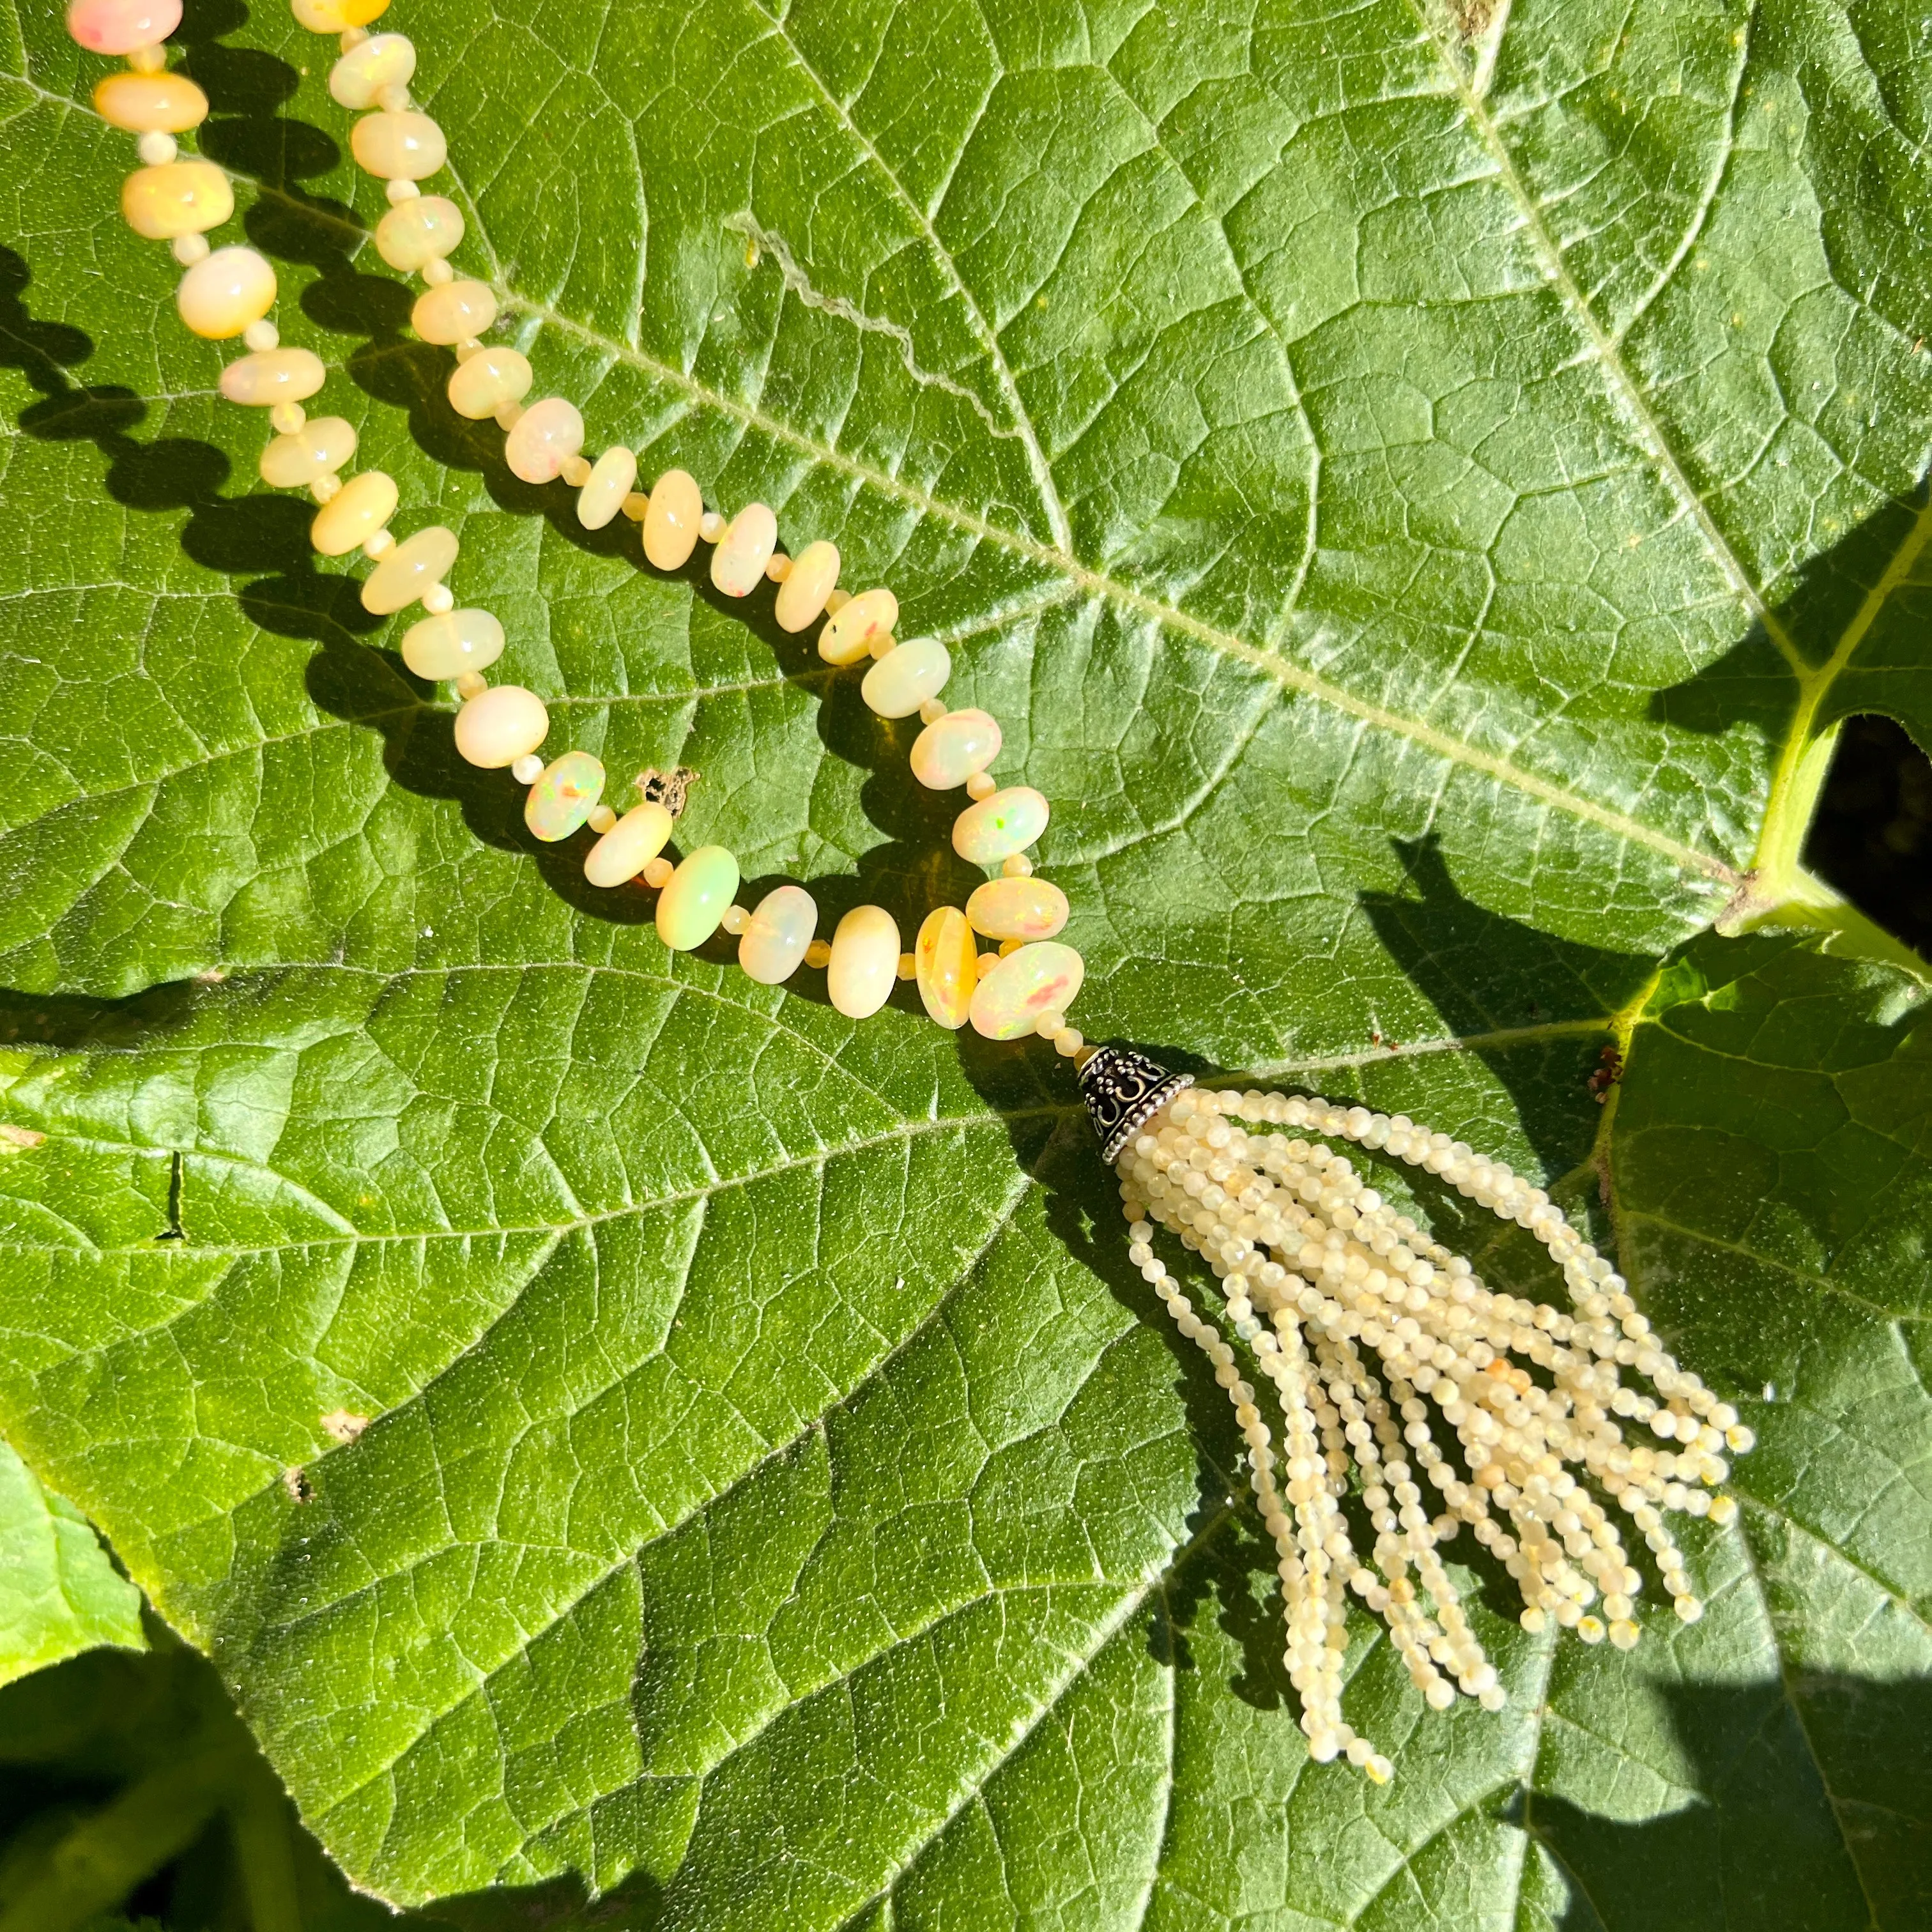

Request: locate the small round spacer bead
(421, 582), (454, 615)
(765, 551), (791, 582)
(965, 770), (997, 801)
(560, 454), (592, 487)
(896, 951), (916, 980)
(698, 510), (726, 542)
(494, 399), (525, 431)
(454, 670), (487, 700)
(454, 338), (483, 360)
(339, 26), (368, 50)
(721, 904), (749, 936)
(1002, 853), (1033, 877)
(172, 231), (210, 265)
(642, 856), (674, 889)
(362, 527), (395, 558)
(1033, 1009), (1065, 1038)
(126, 44), (166, 73)
(804, 939), (833, 969)
(243, 318), (279, 351)
(998, 937), (1023, 956)
(621, 491), (649, 520)
(975, 951), (1000, 981)
(1054, 1027), (1084, 1057)
(511, 753), (542, 784)
(375, 80), (410, 112)
(918, 697), (947, 724)
(824, 586), (850, 614)
(586, 804), (618, 834)
(386, 178), (420, 203)
(311, 473), (342, 504)
(270, 401), (307, 436)
(421, 256), (454, 287)
(137, 130), (177, 165)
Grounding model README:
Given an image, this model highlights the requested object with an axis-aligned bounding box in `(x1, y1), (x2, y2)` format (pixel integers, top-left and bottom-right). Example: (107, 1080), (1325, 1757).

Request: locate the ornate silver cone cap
(1078, 1045), (1195, 1165)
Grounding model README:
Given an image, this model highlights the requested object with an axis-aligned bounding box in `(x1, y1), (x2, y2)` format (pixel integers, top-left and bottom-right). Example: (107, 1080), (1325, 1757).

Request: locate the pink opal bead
(68, 0), (181, 55)
(910, 708), (1000, 790)
(504, 397), (584, 485)
(965, 877), (1069, 942)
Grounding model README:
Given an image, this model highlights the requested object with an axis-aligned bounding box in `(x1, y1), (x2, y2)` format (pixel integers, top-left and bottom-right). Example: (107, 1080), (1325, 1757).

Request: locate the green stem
(228, 1761), (304, 1932)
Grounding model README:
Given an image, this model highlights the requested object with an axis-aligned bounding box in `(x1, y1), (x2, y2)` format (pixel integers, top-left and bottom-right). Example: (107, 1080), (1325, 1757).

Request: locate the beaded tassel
(1100, 1067), (1752, 1782)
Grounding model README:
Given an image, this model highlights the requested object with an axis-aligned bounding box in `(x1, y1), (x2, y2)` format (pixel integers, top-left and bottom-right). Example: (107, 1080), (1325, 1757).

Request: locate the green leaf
(0, 0), (1928, 1923)
(0, 1436), (144, 1690)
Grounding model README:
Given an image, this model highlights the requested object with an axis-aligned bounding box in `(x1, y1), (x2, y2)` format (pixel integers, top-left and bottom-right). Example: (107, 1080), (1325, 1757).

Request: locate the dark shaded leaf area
(0, 0), (1927, 1925)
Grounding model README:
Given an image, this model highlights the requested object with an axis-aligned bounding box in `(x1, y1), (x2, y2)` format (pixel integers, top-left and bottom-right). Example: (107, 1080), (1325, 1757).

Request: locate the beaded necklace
(65, 0), (1754, 1786)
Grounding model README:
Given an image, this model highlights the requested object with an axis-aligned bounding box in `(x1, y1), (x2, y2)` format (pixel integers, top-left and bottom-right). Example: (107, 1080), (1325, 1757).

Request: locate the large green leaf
(0, 0), (1928, 1922)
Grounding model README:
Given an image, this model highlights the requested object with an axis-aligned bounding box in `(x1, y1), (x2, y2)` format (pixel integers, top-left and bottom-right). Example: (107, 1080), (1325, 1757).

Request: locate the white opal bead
(504, 397), (584, 485)
(374, 193), (462, 271)
(524, 750), (605, 843)
(737, 884), (818, 985)
(291, 0), (388, 27)
(121, 159), (232, 239)
(860, 636), (949, 719)
(259, 415), (356, 488)
(328, 31), (413, 109)
(401, 607), (502, 680)
(953, 786), (1048, 866)
(583, 801), (673, 887)
(350, 109), (444, 180)
(411, 279), (495, 345)
(970, 941), (1084, 1040)
(453, 684), (546, 767)
(220, 348), (325, 407)
(914, 906), (976, 1029)
(818, 586), (898, 666)
(827, 905), (900, 1019)
(710, 502), (776, 597)
(576, 447), (637, 530)
(310, 470), (398, 555)
(446, 346), (531, 420)
(176, 246), (275, 339)
(93, 70), (207, 132)
(965, 877), (1069, 942)
(360, 524), (457, 614)
(910, 707), (1001, 789)
(642, 468), (702, 569)
(774, 538), (838, 631)
(67, 0), (180, 54)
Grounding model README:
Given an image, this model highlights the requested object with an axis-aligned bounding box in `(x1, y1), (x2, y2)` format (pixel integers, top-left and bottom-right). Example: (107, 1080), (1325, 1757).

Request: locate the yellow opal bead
(93, 70), (207, 132)
(505, 397), (584, 485)
(827, 905), (900, 1018)
(361, 524), (457, 614)
(176, 245), (275, 339)
(969, 941), (1084, 1041)
(220, 348), (326, 407)
(914, 907), (976, 1030)
(774, 539), (839, 631)
(738, 884), (818, 985)
(350, 109), (443, 179)
(375, 193), (462, 271)
(576, 447), (637, 530)
(657, 845), (740, 952)
(909, 707), (1001, 790)
(454, 684), (547, 768)
(290, 0), (388, 27)
(411, 279), (495, 345)
(861, 637), (950, 719)
(446, 345), (531, 420)
(952, 785), (1048, 866)
(643, 468), (703, 570)
(310, 470), (399, 555)
(259, 415), (356, 488)
(68, 0), (180, 55)
(328, 31), (414, 109)
(965, 877), (1069, 942)
(401, 608), (502, 680)
(582, 801), (674, 887)
(524, 750), (605, 843)
(710, 502), (777, 597)
(817, 586), (897, 666)
(122, 158), (232, 239)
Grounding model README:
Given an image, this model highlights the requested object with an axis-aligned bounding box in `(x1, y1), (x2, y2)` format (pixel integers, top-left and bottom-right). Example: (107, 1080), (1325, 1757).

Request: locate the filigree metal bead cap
(1078, 1044), (1196, 1163)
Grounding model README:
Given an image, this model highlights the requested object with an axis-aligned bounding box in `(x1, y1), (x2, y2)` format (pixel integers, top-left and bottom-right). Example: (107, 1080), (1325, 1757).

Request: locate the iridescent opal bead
(909, 708), (1000, 790)
(657, 845), (740, 951)
(361, 524), (457, 613)
(576, 447), (637, 530)
(774, 539), (838, 631)
(643, 469), (703, 569)
(953, 785), (1048, 866)
(710, 502), (776, 596)
(965, 877), (1068, 942)
(221, 348), (326, 407)
(310, 470), (398, 554)
(350, 109), (444, 179)
(584, 801), (673, 887)
(969, 941), (1084, 1040)
(914, 907), (976, 1029)
(376, 193), (462, 270)
(329, 32), (414, 109)
(68, 0), (181, 55)
(454, 685), (547, 767)
(827, 905), (900, 1018)
(412, 279), (495, 344)
(818, 586), (897, 666)
(176, 245), (275, 339)
(523, 750), (605, 842)
(401, 608), (502, 680)
(447, 346), (531, 420)
(505, 397), (585, 485)
(122, 159), (231, 238)
(738, 884), (818, 985)
(861, 637), (949, 719)
(93, 71), (207, 132)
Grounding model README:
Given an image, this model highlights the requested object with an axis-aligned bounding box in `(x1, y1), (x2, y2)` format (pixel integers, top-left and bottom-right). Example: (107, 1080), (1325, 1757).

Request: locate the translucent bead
(642, 468), (702, 569)
(827, 905), (900, 1019)
(291, 0), (388, 27)
(401, 607), (502, 680)
(171, 232), (209, 264)
(657, 845), (740, 952)
(374, 193), (462, 271)
(770, 538), (839, 630)
(914, 907), (976, 1030)
(952, 786), (1049, 866)
(738, 884), (818, 985)
(176, 245), (275, 339)
(360, 524), (457, 613)
(698, 510), (726, 542)
(586, 804), (617, 834)
(909, 707), (1001, 790)
(93, 70), (206, 132)
(350, 109), (444, 180)
(121, 158), (231, 238)
(310, 470), (398, 555)
(576, 447), (637, 530)
(560, 455), (591, 488)
(67, 0), (180, 54)
(765, 553), (791, 583)
(268, 401), (305, 436)
(411, 279), (495, 345)
(259, 415), (356, 488)
(969, 941), (1084, 1041)
(136, 130), (177, 165)
(220, 348), (325, 407)
(241, 318), (279, 351)
(523, 750), (605, 843)
(504, 397), (583, 485)
(642, 857), (674, 889)
(965, 877), (1068, 941)
(710, 502), (777, 597)
(818, 586), (898, 666)
(583, 801), (673, 887)
(454, 685), (546, 767)
(446, 346), (531, 420)
(860, 637), (949, 719)
(328, 31), (413, 108)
